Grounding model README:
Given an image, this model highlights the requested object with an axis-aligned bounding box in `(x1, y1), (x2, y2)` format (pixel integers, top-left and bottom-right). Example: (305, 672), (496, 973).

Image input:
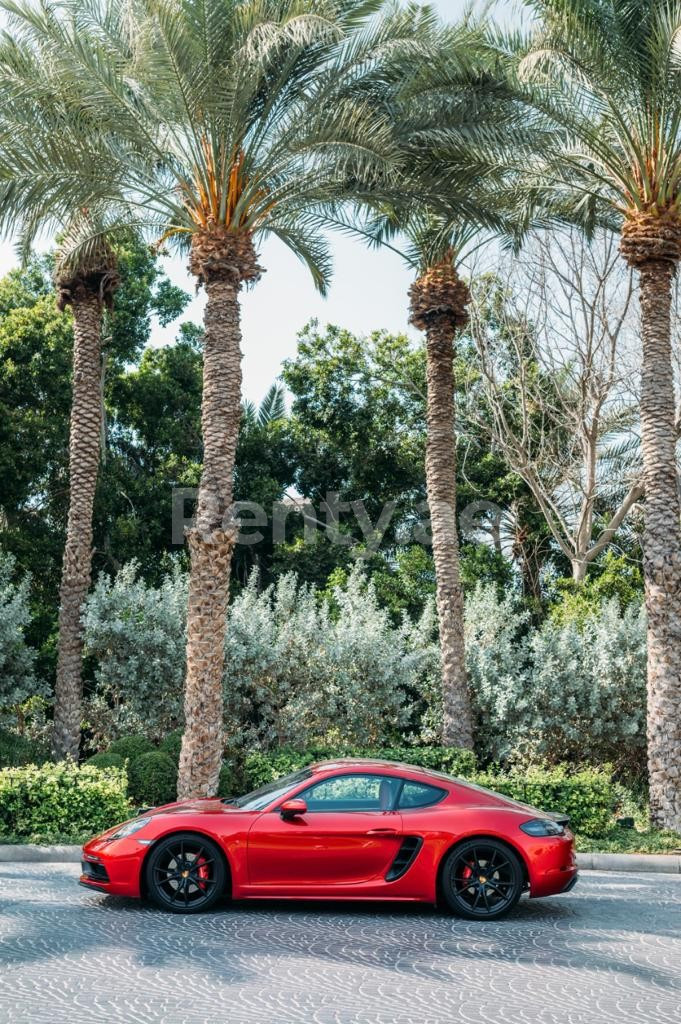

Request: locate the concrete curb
(576, 851), (681, 873)
(0, 844), (82, 863)
(1, 844), (681, 872)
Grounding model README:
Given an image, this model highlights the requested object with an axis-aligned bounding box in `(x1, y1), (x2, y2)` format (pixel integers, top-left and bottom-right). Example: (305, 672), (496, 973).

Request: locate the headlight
(519, 818), (565, 837)
(110, 817), (151, 839)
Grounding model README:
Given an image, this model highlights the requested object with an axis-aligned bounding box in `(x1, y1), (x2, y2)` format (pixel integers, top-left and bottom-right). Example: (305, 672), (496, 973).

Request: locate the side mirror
(280, 798), (307, 820)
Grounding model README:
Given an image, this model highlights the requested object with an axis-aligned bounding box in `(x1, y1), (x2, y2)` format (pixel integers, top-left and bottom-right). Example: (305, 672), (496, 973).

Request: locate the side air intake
(385, 836), (423, 882)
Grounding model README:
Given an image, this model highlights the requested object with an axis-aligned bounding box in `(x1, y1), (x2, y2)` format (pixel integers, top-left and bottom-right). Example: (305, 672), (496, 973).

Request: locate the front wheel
(441, 839), (523, 920)
(145, 832), (227, 913)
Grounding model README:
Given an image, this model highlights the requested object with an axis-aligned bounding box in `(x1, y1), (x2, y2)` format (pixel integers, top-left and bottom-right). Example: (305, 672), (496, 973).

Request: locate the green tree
(281, 321), (518, 602)
(0, 15), (149, 757)
(0, 250), (189, 683)
(515, 0), (681, 830)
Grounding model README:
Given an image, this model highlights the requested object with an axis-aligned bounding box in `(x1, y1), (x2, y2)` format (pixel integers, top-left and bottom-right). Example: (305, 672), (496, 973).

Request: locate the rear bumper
(526, 832), (578, 898)
(561, 871), (579, 893)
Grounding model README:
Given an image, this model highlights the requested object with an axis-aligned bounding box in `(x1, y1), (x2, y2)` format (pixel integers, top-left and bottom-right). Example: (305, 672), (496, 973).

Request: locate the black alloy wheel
(442, 839), (523, 920)
(145, 833), (226, 913)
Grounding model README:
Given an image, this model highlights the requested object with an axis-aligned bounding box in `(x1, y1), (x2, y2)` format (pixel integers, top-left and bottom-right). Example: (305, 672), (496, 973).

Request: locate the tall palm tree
(406, 224), (481, 750)
(10, 0), (417, 796)
(0, 19), (127, 759)
(342, 15), (530, 750)
(52, 229), (120, 760)
(511, 0), (681, 831)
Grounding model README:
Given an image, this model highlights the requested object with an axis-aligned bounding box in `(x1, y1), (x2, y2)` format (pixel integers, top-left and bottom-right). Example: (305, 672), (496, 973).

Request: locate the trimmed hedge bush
(0, 762), (130, 841)
(241, 745), (477, 791)
(0, 727), (49, 767)
(108, 735), (154, 761)
(469, 766), (616, 836)
(86, 752), (125, 771)
(159, 730), (183, 763)
(127, 751), (177, 806)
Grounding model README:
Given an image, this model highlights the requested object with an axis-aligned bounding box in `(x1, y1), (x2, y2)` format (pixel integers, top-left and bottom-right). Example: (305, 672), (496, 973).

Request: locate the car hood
(90, 799), (255, 843)
(145, 798), (254, 817)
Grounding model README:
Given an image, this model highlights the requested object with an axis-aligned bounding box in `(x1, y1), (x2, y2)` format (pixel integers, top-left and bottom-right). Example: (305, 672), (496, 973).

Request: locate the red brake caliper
(195, 856), (210, 890)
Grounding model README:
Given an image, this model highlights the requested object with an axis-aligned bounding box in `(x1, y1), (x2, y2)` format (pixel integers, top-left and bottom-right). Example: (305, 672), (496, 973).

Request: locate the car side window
(398, 781), (447, 809)
(300, 774), (400, 812)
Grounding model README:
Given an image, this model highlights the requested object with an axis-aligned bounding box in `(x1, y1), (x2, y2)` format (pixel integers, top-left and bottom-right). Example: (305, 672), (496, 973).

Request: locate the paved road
(1, 864), (679, 1024)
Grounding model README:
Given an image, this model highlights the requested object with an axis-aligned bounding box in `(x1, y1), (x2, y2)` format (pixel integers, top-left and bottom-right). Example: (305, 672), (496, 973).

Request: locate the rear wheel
(441, 839), (523, 920)
(145, 833), (226, 913)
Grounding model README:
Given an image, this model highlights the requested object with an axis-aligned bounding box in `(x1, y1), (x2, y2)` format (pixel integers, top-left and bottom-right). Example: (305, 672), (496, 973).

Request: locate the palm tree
(8, 0), (416, 796)
(406, 224), (480, 750)
(341, 16), (529, 750)
(0, 19), (127, 759)
(512, 0), (681, 831)
(52, 230), (120, 760)
(241, 384), (286, 430)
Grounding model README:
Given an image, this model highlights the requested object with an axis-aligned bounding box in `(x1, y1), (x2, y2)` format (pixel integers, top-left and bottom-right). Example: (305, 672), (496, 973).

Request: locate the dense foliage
(83, 562), (439, 750)
(78, 559), (650, 779)
(0, 552), (46, 720)
(0, 762), (130, 842)
(471, 765), (615, 837)
(242, 745), (477, 790)
(127, 751), (177, 807)
(466, 585), (647, 775)
(84, 567), (188, 745)
(0, 727), (49, 767)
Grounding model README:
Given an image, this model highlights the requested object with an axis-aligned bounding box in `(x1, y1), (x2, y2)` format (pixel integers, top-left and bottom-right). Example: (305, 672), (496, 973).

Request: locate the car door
(247, 773), (403, 887)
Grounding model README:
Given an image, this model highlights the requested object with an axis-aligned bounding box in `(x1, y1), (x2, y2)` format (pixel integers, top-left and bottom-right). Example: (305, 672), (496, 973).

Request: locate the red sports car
(80, 758), (578, 919)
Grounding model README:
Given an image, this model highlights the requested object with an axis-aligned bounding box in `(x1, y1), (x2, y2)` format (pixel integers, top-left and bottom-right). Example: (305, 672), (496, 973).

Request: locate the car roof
(309, 758), (455, 785)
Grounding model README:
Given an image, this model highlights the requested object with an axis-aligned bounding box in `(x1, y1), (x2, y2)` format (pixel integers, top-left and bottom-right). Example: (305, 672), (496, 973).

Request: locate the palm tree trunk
(52, 291), (104, 760)
(638, 260), (681, 831)
(177, 275), (242, 799)
(424, 320), (474, 750)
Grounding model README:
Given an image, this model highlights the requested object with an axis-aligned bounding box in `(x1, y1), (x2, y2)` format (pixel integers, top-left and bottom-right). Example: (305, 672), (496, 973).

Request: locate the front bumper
(79, 837), (147, 898)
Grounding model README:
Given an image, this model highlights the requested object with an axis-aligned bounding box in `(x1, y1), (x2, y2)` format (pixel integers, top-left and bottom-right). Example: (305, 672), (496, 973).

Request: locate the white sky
(0, 0), (520, 402)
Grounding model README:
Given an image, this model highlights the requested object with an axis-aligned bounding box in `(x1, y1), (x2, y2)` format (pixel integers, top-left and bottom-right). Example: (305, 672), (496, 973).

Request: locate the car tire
(441, 838), (524, 920)
(145, 832), (227, 914)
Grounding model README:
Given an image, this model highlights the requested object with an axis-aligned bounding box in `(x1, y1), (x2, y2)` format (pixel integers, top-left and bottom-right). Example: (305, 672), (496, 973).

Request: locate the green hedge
(86, 752), (125, 771)
(242, 745), (477, 791)
(0, 762), (131, 841)
(159, 730), (183, 763)
(0, 728), (50, 768)
(127, 751), (177, 806)
(108, 735), (154, 761)
(469, 766), (616, 836)
(93, 733), (234, 807)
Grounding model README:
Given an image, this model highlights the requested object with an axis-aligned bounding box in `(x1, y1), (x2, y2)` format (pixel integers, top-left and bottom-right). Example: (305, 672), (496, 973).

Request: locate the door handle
(367, 828), (398, 835)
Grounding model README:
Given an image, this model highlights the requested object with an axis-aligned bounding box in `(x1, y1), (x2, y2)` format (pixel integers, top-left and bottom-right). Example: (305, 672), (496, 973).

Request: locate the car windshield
(227, 769), (312, 811)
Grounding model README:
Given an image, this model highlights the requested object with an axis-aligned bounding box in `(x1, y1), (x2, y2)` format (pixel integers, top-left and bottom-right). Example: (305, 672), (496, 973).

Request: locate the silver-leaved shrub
(83, 565), (647, 769)
(84, 563), (438, 749)
(83, 561), (188, 744)
(465, 584), (647, 771)
(0, 552), (45, 720)
(224, 568), (438, 750)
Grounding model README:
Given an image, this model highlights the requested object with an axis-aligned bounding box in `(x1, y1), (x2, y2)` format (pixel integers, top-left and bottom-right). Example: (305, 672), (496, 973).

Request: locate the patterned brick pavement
(0, 864), (679, 1024)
